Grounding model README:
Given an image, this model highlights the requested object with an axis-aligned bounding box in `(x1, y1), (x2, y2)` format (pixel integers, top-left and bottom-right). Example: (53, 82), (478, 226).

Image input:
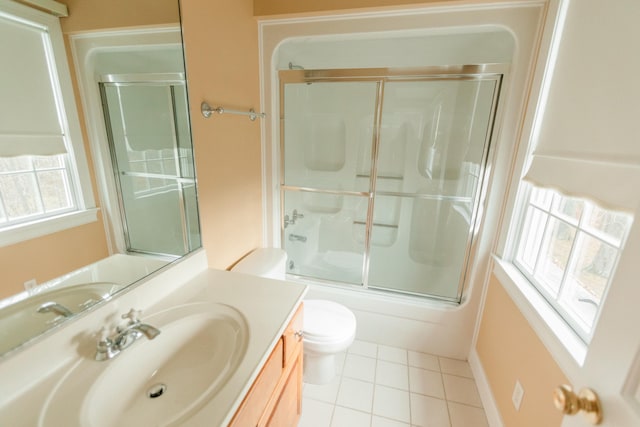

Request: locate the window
(514, 185), (631, 342)
(0, 0), (96, 246)
(0, 155), (76, 226)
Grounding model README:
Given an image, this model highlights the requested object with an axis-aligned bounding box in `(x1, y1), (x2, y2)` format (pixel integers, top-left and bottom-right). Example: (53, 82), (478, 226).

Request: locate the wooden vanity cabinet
(229, 304), (304, 427)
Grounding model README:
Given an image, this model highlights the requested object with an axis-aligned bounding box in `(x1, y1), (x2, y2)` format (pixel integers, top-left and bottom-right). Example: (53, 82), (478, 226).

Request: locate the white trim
(41, 2), (96, 212)
(469, 346), (504, 427)
(0, 208), (99, 247)
(257, 1), (546, 25)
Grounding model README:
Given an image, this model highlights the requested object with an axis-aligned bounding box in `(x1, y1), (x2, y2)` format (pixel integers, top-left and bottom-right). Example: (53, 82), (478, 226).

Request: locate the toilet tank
(230, 248), (287, 280)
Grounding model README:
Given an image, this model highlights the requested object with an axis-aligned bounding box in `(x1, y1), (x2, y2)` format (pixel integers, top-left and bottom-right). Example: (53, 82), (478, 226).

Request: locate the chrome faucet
(284, 209), (305, 228)
(37, 301), (74, 318)
(95, 309), (161, 361)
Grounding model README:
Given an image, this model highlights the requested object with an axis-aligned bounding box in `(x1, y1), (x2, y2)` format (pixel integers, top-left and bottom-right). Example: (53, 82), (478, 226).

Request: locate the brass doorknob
(553, 384), (603, 425)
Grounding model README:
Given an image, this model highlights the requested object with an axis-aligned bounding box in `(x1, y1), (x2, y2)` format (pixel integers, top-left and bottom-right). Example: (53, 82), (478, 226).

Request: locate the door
(559, 207), (640, 426)
(534, 0), (640, 425)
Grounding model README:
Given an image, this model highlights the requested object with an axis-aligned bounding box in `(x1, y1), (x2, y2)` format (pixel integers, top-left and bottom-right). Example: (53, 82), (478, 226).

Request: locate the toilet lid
(304, 300), (356, 342)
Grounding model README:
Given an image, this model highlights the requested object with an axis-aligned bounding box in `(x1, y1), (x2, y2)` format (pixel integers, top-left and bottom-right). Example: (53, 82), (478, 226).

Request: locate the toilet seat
(304, 300), (356, 343)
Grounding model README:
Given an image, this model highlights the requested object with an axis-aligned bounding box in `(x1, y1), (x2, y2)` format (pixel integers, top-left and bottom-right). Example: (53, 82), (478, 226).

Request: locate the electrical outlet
(512, 380), (524, 411)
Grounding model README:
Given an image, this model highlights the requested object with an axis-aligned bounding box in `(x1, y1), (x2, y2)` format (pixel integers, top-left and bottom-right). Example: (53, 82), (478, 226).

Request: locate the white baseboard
(469, 347), (504, 427)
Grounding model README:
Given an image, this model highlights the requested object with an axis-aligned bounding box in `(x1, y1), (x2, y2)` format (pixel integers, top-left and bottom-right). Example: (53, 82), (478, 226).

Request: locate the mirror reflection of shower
(99, 73), (201, 257)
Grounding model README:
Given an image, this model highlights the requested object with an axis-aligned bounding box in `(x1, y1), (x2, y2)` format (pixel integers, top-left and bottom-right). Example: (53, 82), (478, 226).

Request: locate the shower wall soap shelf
(201, 101), (266, 121)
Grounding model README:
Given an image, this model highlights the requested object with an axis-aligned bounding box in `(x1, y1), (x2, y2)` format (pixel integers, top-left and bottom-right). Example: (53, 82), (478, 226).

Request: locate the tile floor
(298, 340), (489, 427)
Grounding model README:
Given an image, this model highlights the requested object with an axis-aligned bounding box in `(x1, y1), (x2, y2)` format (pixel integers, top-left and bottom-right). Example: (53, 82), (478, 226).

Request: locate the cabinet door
(266, 356), (303, 427)
(230, 339), (284, 427)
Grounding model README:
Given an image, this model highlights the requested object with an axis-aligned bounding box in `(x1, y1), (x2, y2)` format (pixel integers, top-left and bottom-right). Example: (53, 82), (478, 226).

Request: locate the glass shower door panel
(120, 175), (188, 256)
(367, 195), (472, 300)
(102, 84), (192, 256)
(282, 81), (379, 193)
(283, 190), (368, 285)
(378, 79), (497, 200)
(104, 85), (177, 154)
(367, 79), (498, 301)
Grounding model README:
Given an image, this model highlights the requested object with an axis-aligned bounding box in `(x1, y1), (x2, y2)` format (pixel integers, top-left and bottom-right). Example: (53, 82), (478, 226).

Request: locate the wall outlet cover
(24, 279), (37, 291)
(512, 379), (524, 411)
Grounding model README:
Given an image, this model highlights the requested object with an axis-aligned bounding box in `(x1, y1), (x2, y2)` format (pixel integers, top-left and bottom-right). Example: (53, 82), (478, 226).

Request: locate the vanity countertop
(0, 263), (307, 427)
(172, 268), (308, 426)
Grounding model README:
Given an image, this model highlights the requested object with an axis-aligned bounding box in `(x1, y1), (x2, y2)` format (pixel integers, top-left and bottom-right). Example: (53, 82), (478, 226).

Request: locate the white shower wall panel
(276, 31), (514, 71)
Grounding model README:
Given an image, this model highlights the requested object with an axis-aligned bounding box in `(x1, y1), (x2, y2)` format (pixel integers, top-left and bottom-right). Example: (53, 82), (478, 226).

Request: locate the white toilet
(231, 248), (357, 385)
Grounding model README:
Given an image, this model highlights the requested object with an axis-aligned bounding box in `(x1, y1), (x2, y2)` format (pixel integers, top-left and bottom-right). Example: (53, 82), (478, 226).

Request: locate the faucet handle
(97, 327), (111, 343)
(95, 327), (117, 361)
(121, 308), (142, 324)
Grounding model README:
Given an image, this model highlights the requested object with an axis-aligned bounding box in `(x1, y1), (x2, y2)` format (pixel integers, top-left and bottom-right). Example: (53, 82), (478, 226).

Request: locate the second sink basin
(39, 302), (249, 427)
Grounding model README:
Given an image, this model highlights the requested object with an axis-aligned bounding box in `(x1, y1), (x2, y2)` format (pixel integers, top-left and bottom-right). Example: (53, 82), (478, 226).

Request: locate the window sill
(492, 255), (585, 377)
(0, 208), (99, 247)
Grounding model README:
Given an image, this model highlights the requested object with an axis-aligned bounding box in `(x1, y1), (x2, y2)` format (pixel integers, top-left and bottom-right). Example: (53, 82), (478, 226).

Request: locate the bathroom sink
(39, 302), (249, 427)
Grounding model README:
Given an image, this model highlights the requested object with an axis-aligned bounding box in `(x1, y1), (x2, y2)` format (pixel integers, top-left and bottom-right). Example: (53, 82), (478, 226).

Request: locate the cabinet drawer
(282, 303), (304, 367)
(230, 339), (283, 427)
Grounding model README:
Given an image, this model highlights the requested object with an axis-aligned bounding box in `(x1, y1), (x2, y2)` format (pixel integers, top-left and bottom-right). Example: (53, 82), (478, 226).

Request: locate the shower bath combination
(279, 65), (505, 302)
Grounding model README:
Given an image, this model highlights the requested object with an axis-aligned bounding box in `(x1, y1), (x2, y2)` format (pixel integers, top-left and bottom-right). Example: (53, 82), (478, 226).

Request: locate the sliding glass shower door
(280, 66), (503, 302)
(282, 80), (379, 284)
(100, 75), (201, 257)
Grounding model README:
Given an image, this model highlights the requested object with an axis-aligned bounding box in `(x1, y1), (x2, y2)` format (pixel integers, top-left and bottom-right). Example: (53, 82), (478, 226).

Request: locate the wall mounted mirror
(0, 0), (200, 356)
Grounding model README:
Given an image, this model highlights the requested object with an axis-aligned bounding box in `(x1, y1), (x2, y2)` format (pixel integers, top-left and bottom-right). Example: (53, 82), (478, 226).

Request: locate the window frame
(0, 0), (97, 247)
(511, 184), (630, 344)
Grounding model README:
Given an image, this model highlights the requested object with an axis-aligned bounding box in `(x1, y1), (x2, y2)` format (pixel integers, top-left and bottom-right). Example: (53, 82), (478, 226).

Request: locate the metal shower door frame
(99, 73), (193, 258)
(278, 64), (506, 302)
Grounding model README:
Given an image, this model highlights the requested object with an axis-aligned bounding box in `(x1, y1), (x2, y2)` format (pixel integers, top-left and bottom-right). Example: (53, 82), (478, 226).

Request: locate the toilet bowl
(231, 249), (357, 385)
(303, 299), (356, 384)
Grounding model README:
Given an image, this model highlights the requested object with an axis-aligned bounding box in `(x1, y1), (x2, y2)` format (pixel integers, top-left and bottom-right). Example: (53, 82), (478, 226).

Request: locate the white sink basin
(39, 302), (248, 427)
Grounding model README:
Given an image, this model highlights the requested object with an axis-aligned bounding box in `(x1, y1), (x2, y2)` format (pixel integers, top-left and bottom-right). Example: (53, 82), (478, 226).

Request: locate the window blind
(0, 5), (67, 157)
(522, 0), (640, 212)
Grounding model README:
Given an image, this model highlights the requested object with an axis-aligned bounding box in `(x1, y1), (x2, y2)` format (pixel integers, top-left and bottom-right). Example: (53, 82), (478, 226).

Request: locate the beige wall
(59, 0), (178, 33)
(254, 0), (446, 16)
(180, 0), (263, 269)
(476, 275), (568, 427)
(0, 219), (108, 299)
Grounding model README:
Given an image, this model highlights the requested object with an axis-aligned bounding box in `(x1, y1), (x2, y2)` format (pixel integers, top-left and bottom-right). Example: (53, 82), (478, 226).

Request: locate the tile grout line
(301, 342), (486, 427)
(369, 344), (379, 426)
(440, 366), (454, 427)
(405, 348), (413, 427)
(329, 353), (346, 427)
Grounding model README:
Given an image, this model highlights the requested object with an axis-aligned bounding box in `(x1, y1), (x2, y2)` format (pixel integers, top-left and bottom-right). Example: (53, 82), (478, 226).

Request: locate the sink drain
(147, 383), (167, 399)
